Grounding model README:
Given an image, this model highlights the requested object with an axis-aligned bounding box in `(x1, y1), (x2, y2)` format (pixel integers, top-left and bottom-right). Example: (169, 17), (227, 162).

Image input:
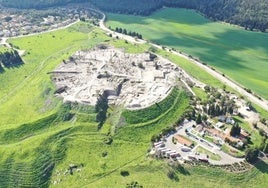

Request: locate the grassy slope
(106, 8), (268, 99)
(0, 22), (93, 127)
(122, 88), (180, 124)
(0, 21), (267, 187)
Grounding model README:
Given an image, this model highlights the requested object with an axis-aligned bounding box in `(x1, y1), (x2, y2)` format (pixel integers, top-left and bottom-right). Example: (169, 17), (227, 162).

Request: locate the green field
(0, 20), (267, 187)
(106, 8), (268, 99)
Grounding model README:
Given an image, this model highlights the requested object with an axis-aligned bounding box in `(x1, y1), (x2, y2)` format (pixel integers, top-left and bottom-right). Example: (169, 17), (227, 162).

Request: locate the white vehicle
(161, 148), (171, 155)
(156, 147), (167, 152)
(154, 141), (163, 147)
(155, 143), (165, 149)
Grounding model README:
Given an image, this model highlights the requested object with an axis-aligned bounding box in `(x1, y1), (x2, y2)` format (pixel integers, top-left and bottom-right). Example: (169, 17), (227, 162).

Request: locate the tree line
(112, 27), (143, 39)
(0, 50), (24, 72)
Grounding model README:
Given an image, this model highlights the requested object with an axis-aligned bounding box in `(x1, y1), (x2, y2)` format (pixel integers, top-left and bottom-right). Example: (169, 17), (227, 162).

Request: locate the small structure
(240, 129), (250, 138)
(216, 122), (224, 129)
(174, 135), (193, 147)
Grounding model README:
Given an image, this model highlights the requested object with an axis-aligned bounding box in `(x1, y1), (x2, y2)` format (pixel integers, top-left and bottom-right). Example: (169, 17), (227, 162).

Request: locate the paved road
(165, 120), (244, 165)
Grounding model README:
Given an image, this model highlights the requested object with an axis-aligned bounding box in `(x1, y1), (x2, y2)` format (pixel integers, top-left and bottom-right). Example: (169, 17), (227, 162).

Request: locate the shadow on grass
(254, 159), (268, 174)
(176, 164), (191, 176)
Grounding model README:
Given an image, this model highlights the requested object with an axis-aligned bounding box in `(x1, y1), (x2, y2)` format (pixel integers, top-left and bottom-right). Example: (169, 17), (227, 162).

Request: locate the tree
(79, 17), (86, 22)
(196, 113), (202, 124)
(126, 181), (143, 188)
(0, 50), (24, 68)
(245, 148), (259, 163)
(191, 109), (196, 120)
(209, 104), (215, 116)
(204, 85), (210, 92)
(202, 114), (207, 122)
(215, 104), (221, 116)
(259, 129), (266, 137)
(230, 122), (241, 137)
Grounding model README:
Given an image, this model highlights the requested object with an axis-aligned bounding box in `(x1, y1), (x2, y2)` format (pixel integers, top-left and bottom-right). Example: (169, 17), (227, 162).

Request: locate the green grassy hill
(0, 20), (267, 187)
(106, 8), (268, 100)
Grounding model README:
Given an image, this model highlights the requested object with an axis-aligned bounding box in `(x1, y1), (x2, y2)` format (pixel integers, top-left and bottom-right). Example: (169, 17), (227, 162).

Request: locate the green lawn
(106, 8), (268, 100)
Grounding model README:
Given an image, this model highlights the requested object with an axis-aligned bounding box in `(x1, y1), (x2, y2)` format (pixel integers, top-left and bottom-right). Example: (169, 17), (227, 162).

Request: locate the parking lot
(154, 120), (245, 165)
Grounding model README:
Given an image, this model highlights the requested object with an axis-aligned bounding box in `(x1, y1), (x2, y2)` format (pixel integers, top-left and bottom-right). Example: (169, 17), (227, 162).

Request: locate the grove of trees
(0, 50), (24, 71)
(113, 27), (143, 39)
(230, 122), (241, 137)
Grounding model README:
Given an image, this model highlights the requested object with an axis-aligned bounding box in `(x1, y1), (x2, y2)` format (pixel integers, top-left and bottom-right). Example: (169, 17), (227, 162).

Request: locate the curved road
(98, 11), (268, 112)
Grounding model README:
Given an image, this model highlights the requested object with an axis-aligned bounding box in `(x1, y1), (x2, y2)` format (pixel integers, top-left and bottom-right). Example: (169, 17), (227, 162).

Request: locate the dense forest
(0, 0), (267, 31)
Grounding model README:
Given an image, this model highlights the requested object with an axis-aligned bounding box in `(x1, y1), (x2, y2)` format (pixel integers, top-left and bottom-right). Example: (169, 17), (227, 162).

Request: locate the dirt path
(99, 12), (268, 112)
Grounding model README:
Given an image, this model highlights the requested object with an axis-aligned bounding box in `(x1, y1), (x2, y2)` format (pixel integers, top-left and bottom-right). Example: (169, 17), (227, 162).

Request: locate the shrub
(126, 181), (143, 188)
(120, 170), (130, 177)
(102, 151), (108, 157)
